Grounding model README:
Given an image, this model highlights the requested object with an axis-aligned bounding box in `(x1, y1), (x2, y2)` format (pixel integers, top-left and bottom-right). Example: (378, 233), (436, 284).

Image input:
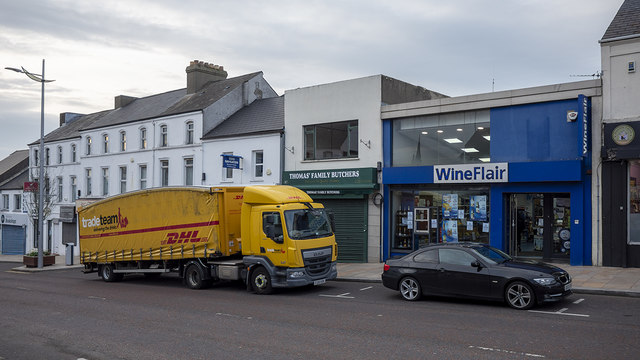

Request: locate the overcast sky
(0, 0), (623, 160)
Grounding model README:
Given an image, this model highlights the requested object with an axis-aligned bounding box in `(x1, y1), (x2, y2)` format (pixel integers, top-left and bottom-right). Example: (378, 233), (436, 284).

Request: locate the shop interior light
(437, 130), (444, 133)
(461, 148), (479, 153)
(421, 131), (428, 135)
(479, 157), (491, 162)
(444, 138), (462, 143)
(483, 135), (491, 141)
(456, 128), (463, 132)
(477, 126), (484, 130)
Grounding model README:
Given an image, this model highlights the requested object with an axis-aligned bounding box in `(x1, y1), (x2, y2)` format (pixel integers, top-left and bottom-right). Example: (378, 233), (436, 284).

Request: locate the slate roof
(601, 0), (640, 42)
(202, 96), (284, 140)
(30, 110), (111, 145)
(0, 150), (28, 175)
(0, 168), (28, 190)
(34, 71), (265, 144)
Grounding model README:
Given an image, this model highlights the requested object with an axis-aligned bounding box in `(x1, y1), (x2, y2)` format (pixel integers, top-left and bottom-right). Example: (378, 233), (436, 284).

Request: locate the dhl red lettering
(164, 231), (203, 244)
(165, 232), (179, 244)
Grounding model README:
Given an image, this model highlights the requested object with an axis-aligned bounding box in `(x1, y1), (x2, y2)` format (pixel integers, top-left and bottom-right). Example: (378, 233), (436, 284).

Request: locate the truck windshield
(284, 208), (333, 240)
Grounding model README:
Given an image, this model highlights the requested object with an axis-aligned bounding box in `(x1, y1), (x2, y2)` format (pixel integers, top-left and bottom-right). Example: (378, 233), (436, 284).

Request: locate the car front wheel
(399, 276), (421, 301)
(505, 281), (535, 310)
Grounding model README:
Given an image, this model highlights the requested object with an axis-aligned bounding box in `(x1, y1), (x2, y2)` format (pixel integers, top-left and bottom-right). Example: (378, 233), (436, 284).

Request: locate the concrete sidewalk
(2, 254), (639, 297)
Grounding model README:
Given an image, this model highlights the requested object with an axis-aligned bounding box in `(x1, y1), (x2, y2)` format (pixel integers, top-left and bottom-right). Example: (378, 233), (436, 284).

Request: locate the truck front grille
(302, 246), (332, 278)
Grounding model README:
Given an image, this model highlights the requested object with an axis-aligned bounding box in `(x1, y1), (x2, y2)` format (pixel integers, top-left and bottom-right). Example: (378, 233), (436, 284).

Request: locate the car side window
(438, 249), (477, 266)
(413, 249), (438, 263)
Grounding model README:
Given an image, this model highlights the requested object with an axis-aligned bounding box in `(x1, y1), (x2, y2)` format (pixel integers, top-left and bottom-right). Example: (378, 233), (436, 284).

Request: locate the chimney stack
(59, 112), (83, 127)
(186, 60), (228, 94)
(115, 95), (137, 109)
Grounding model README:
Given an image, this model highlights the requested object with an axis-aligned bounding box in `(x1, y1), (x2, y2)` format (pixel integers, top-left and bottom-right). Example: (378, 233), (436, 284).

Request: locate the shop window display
(391, 187), (490, 252)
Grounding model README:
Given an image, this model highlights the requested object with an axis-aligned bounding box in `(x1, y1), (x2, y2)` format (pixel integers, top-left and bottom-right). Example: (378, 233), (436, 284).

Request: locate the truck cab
(240, 186), (338, 293)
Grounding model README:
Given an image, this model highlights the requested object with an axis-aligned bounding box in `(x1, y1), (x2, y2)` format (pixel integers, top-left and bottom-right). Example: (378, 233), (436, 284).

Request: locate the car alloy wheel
(505, 281), (535, 310)
(400, 277), (421, 301)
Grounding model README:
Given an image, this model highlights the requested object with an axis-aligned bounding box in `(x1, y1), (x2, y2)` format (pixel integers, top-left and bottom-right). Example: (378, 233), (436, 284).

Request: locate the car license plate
(564, 283), (572, 291)
(314, 279), (326, 286)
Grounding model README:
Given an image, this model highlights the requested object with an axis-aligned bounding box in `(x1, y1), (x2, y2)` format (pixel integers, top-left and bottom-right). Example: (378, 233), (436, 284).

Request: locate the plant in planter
(23, 249), (55, 267)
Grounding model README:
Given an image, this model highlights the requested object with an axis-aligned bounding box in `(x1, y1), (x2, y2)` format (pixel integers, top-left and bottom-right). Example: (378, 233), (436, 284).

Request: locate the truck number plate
(314, 279), (326, 286)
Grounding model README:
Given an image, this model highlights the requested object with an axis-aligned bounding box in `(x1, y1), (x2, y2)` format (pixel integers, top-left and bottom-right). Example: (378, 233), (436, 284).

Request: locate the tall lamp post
(5, 60), (55, 268)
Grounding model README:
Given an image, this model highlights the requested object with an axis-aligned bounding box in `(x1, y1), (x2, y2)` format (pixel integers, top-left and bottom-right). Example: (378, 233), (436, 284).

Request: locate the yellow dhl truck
(77, 185), (338, 293)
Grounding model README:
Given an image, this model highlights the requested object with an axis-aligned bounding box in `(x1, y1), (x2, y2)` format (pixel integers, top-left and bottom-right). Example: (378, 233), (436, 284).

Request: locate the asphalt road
(1, 262), (639, 360)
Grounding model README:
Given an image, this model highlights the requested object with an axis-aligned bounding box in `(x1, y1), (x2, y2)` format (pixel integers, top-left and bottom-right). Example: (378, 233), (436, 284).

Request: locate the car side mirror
(471, 260), (482, 269)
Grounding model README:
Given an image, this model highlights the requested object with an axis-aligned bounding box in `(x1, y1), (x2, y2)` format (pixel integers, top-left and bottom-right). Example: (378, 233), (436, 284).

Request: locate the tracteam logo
(82, 208), (128, 229)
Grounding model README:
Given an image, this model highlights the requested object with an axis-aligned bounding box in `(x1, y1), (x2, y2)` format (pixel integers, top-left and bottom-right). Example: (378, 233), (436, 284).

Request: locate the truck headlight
(289, 271), (305, 278)
(533, 277), (557, 286)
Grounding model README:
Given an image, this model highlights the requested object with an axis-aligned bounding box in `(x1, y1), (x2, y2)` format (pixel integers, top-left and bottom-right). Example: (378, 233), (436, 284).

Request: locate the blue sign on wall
(221, 154), (242, 169)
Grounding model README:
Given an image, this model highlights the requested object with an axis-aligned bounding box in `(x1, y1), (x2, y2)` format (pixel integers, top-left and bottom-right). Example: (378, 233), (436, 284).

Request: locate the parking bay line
(528, 308), (590, 317)
(319, 292), (355, 299)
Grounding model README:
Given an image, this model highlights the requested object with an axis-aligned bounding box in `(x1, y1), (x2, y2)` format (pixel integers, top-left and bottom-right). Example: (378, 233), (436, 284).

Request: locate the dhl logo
(161, 231), (208, 245)
(234, 195), (244, 200)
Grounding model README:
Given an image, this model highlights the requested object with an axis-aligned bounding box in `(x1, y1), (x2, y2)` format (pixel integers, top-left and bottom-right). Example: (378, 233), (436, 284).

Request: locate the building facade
(28, 61), (278, 256)
(598, 0), (640, 267)
(381, 80), (601, 266)
(0, 150), (30, 254)
(283, 75), (445, 262)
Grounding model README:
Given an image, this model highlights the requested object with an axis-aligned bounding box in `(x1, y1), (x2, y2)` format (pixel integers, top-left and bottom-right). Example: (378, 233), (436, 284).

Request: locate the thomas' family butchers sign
(288, 170), (361, 180)
(434, 163), (508, 184)
(283, 168), (378, 189)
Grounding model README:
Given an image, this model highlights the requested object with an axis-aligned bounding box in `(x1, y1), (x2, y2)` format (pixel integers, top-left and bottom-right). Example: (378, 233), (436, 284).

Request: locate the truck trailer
(77, 185), (338, 293)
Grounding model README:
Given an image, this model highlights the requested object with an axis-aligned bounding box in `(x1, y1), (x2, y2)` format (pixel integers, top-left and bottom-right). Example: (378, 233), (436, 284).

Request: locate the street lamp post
(5, 60), (54, 268)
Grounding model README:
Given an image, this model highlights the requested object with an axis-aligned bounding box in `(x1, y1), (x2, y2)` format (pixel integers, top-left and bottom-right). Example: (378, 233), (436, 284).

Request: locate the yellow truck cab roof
(241, 185), (313, 205)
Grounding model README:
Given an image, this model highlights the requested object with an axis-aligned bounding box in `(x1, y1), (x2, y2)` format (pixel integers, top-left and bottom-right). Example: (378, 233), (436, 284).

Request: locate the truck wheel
(251, 266), (273, 295)
(100, 264), (123, 282)
(185, 264), (210, 289)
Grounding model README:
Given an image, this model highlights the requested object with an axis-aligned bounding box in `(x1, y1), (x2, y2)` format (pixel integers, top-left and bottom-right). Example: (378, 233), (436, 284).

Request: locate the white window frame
(101, 167), (109, 196)
(139, 164), (147, 189)
(103, 133), (109, 154)
(140, 127), (147, 149)
(57, 146), (63, 164)
(71, 176), (77, 201)
(85, 168), (92, 196)
(120, 166), (127, 194)
(253, 150), (264, 180)
(71, 144), (77, 162)
(160, 159), (169, 186)
(160, 125), (168, 147)
(2, 194), (9, 210)
(222, 152), (233, 182)
(86, 136), (92, 155)
(184, 157), (193, 185)
(13, 194), (21, 211)
(57, 176), (63, 202)
(186, 121), (194, 145)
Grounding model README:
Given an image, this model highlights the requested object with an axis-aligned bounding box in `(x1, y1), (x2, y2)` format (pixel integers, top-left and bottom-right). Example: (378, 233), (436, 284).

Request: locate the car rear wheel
(399, 276), (421, 301)
(505, 281), (535, 310)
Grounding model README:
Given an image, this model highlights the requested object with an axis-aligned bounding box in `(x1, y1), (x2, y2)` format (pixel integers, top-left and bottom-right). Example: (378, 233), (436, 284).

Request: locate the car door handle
(438, 268), (445, 273)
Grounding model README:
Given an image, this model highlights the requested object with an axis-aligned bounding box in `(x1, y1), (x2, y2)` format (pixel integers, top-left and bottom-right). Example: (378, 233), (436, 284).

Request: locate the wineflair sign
(433, 163), (508, 184)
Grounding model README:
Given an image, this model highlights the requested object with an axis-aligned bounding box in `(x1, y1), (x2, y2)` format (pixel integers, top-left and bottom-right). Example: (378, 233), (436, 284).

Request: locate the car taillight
(383, 264), (390, 272)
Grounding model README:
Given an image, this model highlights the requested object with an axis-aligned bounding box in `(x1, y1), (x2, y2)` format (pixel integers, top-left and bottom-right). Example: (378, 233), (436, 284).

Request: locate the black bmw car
(382, 242), (572, 309)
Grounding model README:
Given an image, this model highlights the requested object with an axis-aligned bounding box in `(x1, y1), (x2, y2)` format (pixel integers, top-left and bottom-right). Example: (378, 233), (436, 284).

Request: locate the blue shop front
(382, 94), (593, 266)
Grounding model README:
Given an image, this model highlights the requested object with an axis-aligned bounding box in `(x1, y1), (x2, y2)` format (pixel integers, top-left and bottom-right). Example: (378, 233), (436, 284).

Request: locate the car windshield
(471, 245), (512, 264)
(284, 208), (333, 240)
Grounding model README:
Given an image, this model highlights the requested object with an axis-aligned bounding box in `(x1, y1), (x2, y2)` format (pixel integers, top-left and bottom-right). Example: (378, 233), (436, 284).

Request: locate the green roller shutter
(321, 198), (367, 262)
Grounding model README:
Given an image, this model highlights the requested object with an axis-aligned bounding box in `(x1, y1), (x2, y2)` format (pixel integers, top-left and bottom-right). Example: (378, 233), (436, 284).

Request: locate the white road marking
(216, 312), (252, 320)
(5, 270), (30, 274)
(528, 309), (590, 317)
(16, 287), (30, 291)
(360, 286), (373, 291)
(319, 292), (355, 299)
(573, 298), (585, 304)
(469, 345), (545, 358)
(88, 296), (106, 301)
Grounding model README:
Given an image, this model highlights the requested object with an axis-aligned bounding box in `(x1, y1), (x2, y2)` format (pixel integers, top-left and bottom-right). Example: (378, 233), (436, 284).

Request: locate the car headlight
(533, 277), (557, 286)
(289, 271), (305, 278)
